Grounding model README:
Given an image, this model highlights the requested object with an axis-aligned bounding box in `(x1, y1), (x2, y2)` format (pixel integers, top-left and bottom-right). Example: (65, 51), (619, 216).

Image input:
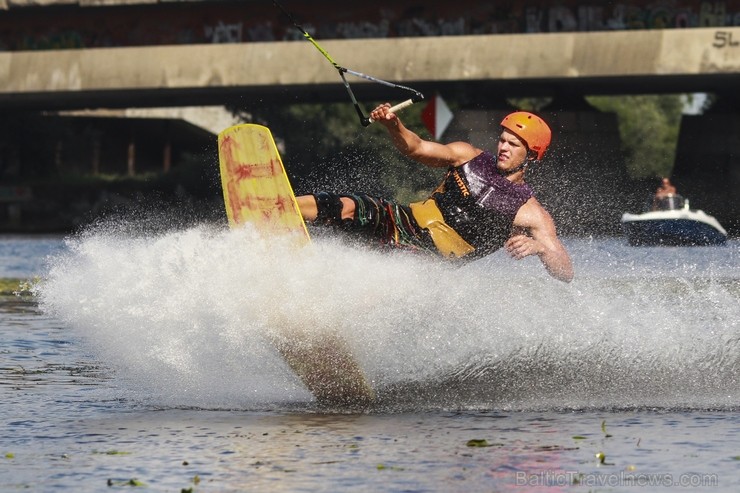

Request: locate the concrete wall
(2, 28), (740, 109)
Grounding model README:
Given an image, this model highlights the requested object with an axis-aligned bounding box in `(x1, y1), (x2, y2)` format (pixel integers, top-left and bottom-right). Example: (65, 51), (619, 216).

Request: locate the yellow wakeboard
(217, 124), (374, 408)
(218, 123), (309, 242)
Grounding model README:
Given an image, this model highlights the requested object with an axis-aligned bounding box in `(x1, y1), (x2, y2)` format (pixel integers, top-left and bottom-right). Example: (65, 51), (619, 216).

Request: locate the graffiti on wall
(530, 2), (740, 32)
(17, 31), (85, 51)
(204, 21), (243, 44)
(1, 0), (740, 51)
(713, 29), (740, 45)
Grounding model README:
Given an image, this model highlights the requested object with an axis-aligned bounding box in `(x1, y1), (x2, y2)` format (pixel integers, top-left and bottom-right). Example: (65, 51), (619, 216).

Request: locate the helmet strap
(500, 158), (535, 177)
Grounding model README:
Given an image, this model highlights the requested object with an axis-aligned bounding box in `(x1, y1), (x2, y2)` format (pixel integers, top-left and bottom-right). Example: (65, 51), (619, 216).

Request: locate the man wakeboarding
(295, 104), (574, 283)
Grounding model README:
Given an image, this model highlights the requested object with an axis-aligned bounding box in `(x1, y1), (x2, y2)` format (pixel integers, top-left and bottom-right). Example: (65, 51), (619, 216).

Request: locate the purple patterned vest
(431, 151), (534, 257)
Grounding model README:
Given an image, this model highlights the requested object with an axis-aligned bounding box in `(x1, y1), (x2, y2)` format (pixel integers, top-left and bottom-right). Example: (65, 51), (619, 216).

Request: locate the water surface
(1, 230), (739, 491)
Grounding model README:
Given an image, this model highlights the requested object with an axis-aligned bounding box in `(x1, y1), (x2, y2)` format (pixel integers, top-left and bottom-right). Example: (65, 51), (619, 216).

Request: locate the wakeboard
(217, 123), (374, 408)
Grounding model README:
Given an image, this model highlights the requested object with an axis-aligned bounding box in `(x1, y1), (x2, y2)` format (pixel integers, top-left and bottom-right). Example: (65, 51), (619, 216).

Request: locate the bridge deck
(1, 28), (739, 110)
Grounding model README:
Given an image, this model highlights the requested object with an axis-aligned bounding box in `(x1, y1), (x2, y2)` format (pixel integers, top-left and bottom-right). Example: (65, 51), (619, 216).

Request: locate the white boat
(621, 194), (727, 246)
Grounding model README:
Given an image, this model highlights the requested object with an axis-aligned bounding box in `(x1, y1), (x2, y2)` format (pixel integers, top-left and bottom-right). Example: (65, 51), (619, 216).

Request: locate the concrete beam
(1, 27), (739, 109)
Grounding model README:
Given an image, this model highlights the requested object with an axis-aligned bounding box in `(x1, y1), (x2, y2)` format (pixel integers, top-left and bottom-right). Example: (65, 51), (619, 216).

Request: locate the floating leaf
(601, 421), (613, 437)
(106, 478), (145, 487)
(5, 453), (14, 459)
(535, 444), (579, 452)
(572, 436), (587, 440)
(595, 452), (614, 465)
(466, 439), (493, 447)
(94, 450), (131, 456)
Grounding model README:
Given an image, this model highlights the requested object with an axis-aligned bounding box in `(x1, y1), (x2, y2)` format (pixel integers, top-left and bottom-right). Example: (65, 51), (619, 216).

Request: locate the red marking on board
(219, 134), (278, 183)
(220, 128), (303, 234)
(258, 133), (272, 153)
(226, 181), (243, 222)
(275, 194), (292, 214)
(219, 135), (238, 176)
(240, 193), (256, 211)
(233, 164), (255, 181)
(231, 162), (279, 181)
(270, 158), (283, 176)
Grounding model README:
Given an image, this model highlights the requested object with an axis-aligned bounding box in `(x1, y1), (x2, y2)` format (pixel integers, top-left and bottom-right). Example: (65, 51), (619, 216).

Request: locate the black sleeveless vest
(431, 151), (534, 258)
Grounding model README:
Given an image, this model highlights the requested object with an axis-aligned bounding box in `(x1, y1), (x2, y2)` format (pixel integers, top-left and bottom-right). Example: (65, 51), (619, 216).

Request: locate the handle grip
(365, 98), (417, 126)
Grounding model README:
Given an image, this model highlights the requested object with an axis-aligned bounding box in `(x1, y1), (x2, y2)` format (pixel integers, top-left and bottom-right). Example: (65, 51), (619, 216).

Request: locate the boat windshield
(654, 193), (685, 211)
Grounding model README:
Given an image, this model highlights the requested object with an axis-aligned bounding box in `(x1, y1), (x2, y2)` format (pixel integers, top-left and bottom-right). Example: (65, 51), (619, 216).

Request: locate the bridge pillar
(673, 100), (740, 236)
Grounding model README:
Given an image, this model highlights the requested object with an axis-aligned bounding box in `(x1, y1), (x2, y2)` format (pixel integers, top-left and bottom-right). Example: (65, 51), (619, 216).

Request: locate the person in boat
(295, 103), (574, 283)
(655, 177), (676, 198)
(651, 177), (684, 211)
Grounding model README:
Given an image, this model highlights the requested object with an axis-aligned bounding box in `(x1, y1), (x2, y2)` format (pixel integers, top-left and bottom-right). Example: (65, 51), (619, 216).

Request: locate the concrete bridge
(1, 27), (740, 110)
(0, 3), (739, 234)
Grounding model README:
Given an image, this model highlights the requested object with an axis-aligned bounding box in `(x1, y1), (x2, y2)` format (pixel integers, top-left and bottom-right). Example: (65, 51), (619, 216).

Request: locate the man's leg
(296, 193), (434, 253)
(296, 194), (355, 223)
(295, 195), (318, 221)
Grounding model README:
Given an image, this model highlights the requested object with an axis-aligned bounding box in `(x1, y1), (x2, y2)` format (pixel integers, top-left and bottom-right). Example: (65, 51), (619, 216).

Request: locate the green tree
(586, 94), (684, 179)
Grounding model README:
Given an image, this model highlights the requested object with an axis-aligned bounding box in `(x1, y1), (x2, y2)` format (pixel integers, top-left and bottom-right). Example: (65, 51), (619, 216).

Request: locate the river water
(1, 226), (739, 492)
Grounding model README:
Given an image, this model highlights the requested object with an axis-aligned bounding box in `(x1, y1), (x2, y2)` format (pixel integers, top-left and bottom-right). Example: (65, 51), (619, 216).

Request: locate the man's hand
(504, 234), (543, 260)
(369, 103), (399, 129)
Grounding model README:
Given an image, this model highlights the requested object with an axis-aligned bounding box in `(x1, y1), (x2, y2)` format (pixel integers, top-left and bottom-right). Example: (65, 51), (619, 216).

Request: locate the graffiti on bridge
(2, 0), (740, 51)
(713, 29), (740, 45)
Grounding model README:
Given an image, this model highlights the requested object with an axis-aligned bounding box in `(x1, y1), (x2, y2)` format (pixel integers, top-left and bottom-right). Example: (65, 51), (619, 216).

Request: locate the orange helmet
(501, 112), (552, 160)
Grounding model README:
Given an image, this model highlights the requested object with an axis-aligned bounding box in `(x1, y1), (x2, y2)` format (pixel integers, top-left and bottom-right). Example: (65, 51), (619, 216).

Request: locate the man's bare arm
(370, 104), (479, 168)
(508, 200), (574, 282)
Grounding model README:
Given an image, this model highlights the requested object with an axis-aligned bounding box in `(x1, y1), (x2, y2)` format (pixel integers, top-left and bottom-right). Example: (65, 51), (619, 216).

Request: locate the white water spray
(37, 221), (740, 411)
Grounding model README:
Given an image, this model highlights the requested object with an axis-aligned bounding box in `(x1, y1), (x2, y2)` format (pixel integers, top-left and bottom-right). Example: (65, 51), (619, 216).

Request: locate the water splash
(37, 220), (740, 412)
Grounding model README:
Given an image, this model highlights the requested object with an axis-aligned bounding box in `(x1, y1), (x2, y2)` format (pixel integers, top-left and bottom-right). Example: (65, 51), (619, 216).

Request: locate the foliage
(586, 94), (684, 179)
(506, 97), (552, 111)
